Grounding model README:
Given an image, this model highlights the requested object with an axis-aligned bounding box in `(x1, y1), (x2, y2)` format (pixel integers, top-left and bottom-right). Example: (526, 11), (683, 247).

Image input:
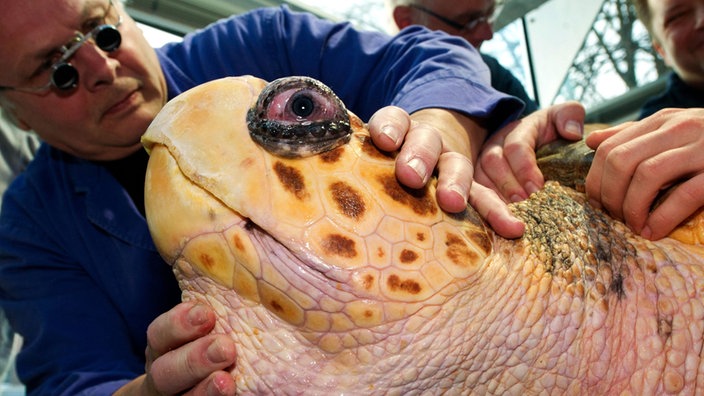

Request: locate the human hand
(475, 101), (585, 203)
(585, 108), (704, 240)
(368, 106), (525, 238)
(114, 302), (237, 396)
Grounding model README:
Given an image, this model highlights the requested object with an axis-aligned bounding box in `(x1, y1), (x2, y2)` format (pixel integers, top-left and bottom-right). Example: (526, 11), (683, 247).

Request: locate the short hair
(631, 0), (654, 37)
(387, 0), (421, 8)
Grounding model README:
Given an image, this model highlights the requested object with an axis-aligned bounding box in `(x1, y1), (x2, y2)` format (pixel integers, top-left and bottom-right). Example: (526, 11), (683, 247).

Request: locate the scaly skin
(143, 76), (704, 394)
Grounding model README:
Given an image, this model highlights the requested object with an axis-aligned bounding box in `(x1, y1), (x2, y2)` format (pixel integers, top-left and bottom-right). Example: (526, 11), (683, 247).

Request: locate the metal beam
(126, 0), (326, 36)
(494, 0), (551, 31)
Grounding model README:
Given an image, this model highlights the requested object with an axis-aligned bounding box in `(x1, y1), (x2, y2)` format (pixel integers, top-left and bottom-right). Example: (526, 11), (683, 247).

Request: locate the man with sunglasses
(0, 0), (539, 394)
(389, 0), (539, 117)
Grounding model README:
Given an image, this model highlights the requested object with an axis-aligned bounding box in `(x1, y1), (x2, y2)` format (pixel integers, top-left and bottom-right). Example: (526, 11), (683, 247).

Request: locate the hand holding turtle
(585, 108), (704, 240)
(474, 101), (586, 204)
(368, 106), (526, 239)
(114, 303), (237, 396)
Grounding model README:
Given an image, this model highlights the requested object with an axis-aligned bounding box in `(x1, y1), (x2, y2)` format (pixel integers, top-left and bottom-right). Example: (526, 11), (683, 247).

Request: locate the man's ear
(652, 39), (671, 66)
(393, 6), (414, 30)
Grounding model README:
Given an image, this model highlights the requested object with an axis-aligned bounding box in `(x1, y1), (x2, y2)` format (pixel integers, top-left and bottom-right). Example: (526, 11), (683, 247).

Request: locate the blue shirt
(639, 72), (704, 120)
(0, 6), (522, 395)
(481, 53), (538, 117)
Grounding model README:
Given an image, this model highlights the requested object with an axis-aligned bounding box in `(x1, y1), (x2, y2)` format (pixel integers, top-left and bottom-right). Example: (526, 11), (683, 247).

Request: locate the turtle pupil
(291, 95), (314, 118)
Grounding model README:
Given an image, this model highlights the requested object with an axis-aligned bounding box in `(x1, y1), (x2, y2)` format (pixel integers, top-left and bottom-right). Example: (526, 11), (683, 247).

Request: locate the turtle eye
(263, 87), (338, 124)
(291, 94), (314, 118)
(247, 76), (351, 158)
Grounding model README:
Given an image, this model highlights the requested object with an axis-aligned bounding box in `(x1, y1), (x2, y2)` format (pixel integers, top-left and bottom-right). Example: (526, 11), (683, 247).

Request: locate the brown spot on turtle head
(232, 234), (245, 252)
(330, 181), (366, 220)
(199, 253), (215, 270)
(445, 233), (479, 267)
(322, 234), (357, 258)
(464, 229), (491, 256)
(416, 232), (426, 242)
(319, 146), (344, 163)
(358, 134), (394, 160)
(270, 299), (284, 313)
(274, 161), (308, 200)
(387, 274), (421, 294)
(362, 274), (375, 290)
(378, 174), (438, 217)
(399, 249), (419, 264)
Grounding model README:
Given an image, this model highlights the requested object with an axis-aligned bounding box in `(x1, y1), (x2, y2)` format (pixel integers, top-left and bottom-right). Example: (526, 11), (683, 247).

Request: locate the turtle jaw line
(243, 218), (350, 288)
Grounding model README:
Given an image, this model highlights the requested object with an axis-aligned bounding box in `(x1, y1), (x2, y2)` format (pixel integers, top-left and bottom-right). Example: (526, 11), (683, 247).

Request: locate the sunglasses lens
(95, 25), (121, 52)
(51, 63), (79, 90)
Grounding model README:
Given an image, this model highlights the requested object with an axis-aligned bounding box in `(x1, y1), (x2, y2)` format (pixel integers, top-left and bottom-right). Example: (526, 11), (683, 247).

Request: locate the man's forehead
(650, 0), (693, 16)
(0, 0), (104, 68)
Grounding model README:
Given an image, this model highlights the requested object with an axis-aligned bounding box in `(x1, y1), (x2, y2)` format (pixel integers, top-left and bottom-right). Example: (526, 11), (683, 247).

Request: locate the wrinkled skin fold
(142, 76), (704, 395)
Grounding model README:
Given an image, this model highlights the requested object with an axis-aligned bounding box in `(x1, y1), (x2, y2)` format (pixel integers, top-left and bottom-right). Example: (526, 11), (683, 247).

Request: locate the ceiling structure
(126, 0), (337, 35)
(493, 0), (549, 31)
(125, 0), (546, 36)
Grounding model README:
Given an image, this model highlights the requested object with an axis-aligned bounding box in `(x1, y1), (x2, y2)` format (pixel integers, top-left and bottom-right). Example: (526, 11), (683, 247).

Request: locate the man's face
(0, 0), (167, 160)
(409, 0), (496, 49)
(648, 0), (704, 87)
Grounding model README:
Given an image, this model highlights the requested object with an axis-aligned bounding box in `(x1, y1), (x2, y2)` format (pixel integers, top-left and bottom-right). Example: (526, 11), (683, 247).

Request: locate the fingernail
(641, 226), (652, 240)
(565, 120), (583, 138)
(207, 339), (230, 364)
(509, 194), (524, 203)
(449, 184), (467, 202)
(381, 125), (401, 146)
(525, 181), (540, 195)
(208, 373), (232, 396)
(408, 157), (427, 183)
(188, 305), (208, 326)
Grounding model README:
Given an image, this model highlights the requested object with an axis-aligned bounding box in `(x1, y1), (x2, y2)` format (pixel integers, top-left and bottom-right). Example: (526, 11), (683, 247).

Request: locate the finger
(590, 143), (636, 220)
(502, 130), (546, 199)
(585, 123), (628, 149)
(184, 371), (237, 396)
(435, 151), (472, 213)
(368, 106), (410, 152)
(468, 182), (525, 239)
(623, 144), (704, 233)
(473, 155), (505, 203)
(601, 129), (690, 221)
(477, 141), (527, 202)
(150, 334), (237, 394)
(146, 303), (216, 357)
(394, 121), (443, 189)
(550, 101), (585, 142)
(585, 123), (639, 205)
(643, 174), (704, 240)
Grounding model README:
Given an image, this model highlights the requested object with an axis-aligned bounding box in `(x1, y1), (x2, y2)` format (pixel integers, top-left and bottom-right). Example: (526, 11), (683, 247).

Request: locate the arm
(161, 7), (524, 236)
(585, 108), (704, 240)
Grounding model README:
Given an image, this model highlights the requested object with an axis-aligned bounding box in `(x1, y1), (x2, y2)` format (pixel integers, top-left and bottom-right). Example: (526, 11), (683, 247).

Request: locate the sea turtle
(142, 76), (704, 395)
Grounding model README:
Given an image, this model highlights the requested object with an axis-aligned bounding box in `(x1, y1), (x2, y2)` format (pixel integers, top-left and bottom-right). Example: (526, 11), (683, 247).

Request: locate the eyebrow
(18, 0), (105, 79)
